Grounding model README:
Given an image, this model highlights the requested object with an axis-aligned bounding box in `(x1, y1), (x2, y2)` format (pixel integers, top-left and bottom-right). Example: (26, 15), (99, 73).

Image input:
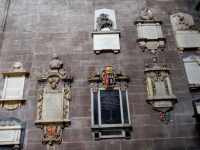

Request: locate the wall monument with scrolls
(35, 54), (73, 150)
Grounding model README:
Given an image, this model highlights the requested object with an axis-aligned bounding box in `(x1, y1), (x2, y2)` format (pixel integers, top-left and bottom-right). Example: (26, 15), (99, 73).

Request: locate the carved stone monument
(88, 66), (132, 140)
(170, 13), (200, 53)
(92, 9), (120, 54)
(0, 117), (26, 150)
(144, 57), (177, 124)
(182, 54), (200, 90)
(35, 54), (73, 150)
(134, 9), (166, 54)
(0, 62), (29, 110)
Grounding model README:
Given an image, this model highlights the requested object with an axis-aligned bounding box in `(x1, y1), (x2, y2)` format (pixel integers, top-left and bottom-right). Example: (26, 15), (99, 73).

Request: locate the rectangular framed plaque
(88, 66), (132, 140)
(181, 53), (200, 90)
(99, 88), (123, 126)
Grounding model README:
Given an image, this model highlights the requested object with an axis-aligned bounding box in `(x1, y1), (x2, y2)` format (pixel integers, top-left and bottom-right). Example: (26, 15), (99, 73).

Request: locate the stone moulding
(170, 12), (200, 54)
(92, 9), (121, 54)
(35, 54), (73, 150)
(134, 9), (166, 54)
(144, 57), (177, 124)
(0, 62), (29, 110)
(0, 117), (26, 150)
(88, 66), (132, 140)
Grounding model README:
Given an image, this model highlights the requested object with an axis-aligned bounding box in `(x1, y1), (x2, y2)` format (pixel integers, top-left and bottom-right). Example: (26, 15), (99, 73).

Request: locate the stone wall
(0, 0), (200, 150)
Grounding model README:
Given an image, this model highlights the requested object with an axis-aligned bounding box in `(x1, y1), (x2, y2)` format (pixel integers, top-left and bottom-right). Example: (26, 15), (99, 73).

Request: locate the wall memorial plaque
(182, 53), (200, 90)
(192, 98), (200, 122)
(144, 57), (177, 124)
(35, 54), (73, 150)
(0, 62), (29, 110)
(92, 9), (120, 54)
(134, 9), (166, 54)
(170, 13), (200, 53)
(0, 117), (26, 150)
(88, 66), (132, 140)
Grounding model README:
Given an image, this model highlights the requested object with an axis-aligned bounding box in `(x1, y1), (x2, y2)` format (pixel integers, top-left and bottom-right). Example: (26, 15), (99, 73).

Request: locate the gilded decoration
(102, 66), (116, 89)
(144, 57), (177, 124)
(35, 54), (73, 149)
(88, 66), (131, 140)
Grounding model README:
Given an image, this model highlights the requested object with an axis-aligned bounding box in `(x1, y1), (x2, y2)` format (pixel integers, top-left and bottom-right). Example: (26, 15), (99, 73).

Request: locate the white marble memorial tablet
(175, 34), (200, 48)
(0, 127), (21, 145)
(43, 92), (63, 120)
(4, 77), (24, 99)
(142, 26), (159, 39)
(93, 34), (120, 51)
(184, 62), (200, 84)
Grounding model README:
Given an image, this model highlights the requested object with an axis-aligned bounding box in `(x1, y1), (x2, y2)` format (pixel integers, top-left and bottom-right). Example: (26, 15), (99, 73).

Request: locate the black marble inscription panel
(100, 89), (121, 124)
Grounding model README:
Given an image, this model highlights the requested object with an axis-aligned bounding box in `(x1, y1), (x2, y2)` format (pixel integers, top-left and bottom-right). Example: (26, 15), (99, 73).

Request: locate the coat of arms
(102, 66), (116, 89)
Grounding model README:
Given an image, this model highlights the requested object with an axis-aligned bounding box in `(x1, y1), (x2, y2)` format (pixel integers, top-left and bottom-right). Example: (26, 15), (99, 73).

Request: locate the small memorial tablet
(0, 62), (29, 110)
(182, 54), (200, 90)
(170, 13), (200, 53)
(192, 98), (200, 121)
(88, 66), (132, 140)
(92, 9), (120, 54)
(0, 117), (26, 150)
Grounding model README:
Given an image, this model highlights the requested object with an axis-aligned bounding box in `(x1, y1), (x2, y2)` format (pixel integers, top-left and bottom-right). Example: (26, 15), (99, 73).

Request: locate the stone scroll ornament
(144, 57), (177, 124)
(35, 54), (73, 150)
(134, 9), (166, 54)
(92, 9), (121, 54)
(88, 66), (132, 140)
(0, 62), (29, 110)
(170, 13), (200, 53)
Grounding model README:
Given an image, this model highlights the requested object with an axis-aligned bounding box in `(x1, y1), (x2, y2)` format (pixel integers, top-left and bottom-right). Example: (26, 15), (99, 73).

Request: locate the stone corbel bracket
(134, 9), (166, 54)
(92, 9), (121, 54)
(144, 57), (177, 124)
(0, 62), (29, 110)
(35, 54), (73, 150)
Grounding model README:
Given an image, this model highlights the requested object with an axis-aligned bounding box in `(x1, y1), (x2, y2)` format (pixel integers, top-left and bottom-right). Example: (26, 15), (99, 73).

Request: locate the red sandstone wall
(0, 0), (200, 150)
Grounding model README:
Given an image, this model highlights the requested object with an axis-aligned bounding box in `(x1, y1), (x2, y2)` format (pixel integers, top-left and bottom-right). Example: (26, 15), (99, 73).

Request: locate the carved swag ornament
(35, 54), (73, 149)
(144, 57), (177, 124)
